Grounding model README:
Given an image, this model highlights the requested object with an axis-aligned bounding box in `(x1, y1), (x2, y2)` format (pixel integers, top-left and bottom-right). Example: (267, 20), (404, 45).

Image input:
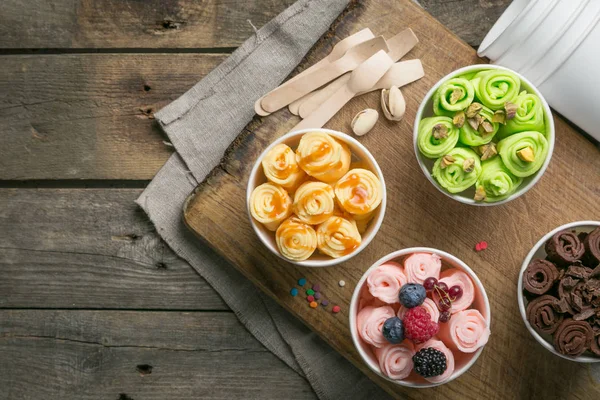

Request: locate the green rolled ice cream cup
(417, 116), (460, 159)
(433, 78), (475, 117)
(476, 157), (523, 202)
(432, 147), (482, 193)
(458, 105), (500, 146)
(497, 91), (545, 139)
(471, 69), (520, 110)
(498, 131), (549, 178)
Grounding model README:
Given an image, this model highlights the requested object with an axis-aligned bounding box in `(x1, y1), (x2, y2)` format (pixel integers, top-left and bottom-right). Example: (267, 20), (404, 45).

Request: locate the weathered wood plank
(0, 54), (227, 180)
(184, 0), (600, 399)
(0, 188), (227, 310)
(0, 0), (296, 49)
(419, 0), (512, 46)
(0, 310), (315, 400)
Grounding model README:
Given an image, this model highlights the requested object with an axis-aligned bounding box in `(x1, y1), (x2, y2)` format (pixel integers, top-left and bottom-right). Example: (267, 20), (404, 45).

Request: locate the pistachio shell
(381, 86), (406, 121)
(351, 108), (378, 136)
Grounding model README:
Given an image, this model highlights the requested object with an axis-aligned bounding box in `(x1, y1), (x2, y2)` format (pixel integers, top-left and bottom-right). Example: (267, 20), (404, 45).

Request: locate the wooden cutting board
(184, 0), (600, 398)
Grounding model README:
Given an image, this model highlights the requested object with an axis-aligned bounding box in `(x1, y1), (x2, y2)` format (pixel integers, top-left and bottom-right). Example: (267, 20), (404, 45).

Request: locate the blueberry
(399, 283), (426, 308)
(382, 317), (404, 344)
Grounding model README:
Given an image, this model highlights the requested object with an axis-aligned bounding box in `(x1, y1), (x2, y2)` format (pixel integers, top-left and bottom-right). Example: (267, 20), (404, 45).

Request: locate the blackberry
(412, 347), (447, 378)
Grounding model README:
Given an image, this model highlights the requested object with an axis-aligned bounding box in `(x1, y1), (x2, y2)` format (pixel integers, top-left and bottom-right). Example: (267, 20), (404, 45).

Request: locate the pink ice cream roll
(439, 309), (490, 353)
(357, 305), (396, 348)
(403, 252), (441, 284)
(435, 269), (475, 314)
(397, 297), (440, 323)
(367, 261), (408, 304)
(417, 339), (455, 383)
(374, 341), (415, 380)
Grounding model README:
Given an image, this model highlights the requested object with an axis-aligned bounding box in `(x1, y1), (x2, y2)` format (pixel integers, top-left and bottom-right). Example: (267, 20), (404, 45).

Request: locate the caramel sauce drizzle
(326, 217), (360, 255)
(267, 191), (287, 218)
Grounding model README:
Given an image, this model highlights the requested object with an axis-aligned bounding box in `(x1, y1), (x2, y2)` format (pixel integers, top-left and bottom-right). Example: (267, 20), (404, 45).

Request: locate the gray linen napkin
(136, 0), (390, 398)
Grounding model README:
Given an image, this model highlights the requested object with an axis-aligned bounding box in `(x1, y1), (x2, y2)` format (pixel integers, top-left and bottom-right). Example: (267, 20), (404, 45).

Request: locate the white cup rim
(246, 128), (387, 267)
(517, 220), (600, 363)
(412, 64), (555, 206)
(349, 247), (491, 387)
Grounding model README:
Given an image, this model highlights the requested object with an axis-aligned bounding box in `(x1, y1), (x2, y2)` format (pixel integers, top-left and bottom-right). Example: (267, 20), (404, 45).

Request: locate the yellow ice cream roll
(295, 132), (351, 183)
(275, 217), (317, 261)
(334, 168), (382, 216)
(261, 143), (306, 192)
(293, 181), (336, 225)
(316, 216), (362, 258)
(249, 182), (293, 231)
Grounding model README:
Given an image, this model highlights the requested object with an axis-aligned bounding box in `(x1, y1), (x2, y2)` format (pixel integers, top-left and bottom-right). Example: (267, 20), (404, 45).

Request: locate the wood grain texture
(0, 0), (296, 49)
(0, 310), (314, 400)
(0, 54), (227, 180)
(0, 188), (227, 310)
(419, 0), (513, 46)
(184, 0), (600, 398)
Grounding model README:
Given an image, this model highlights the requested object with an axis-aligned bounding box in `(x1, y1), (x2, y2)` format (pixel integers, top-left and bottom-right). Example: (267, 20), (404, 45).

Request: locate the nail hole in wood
(136, 364), (153, 376)
(143, 84), (151, 92)
(156, 262), (167, 270)
(118, 394), (134, 400)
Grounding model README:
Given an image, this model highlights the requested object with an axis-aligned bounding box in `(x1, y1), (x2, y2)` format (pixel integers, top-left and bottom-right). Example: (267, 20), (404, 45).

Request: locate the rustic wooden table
(0, 1), (514, 399)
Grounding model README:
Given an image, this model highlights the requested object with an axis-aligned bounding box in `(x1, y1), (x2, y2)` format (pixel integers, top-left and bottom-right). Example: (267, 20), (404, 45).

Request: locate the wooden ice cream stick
(295, 28), (419, 118)
(255, 28), (375, 116)
(291, 51), (394, 131)
(299, 59), (424, 118)
(260, 36), (389, 113)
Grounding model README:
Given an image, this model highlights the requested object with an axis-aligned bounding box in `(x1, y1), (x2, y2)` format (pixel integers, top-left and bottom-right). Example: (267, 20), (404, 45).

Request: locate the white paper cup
(517, 221), (600, 363)
(522, 0), (600, 85)
(478, 0), (555, 60)
(349, 247), (491, 387)
(413, 65), (555, 206)
(246, 128), (386, 267)
(495, 0), (589, 74)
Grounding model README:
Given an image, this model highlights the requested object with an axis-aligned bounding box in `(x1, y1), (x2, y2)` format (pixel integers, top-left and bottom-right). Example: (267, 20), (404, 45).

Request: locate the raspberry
(403, 306), (439, 344)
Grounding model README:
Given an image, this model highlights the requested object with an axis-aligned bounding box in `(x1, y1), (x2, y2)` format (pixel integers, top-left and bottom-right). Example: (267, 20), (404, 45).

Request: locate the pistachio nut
(351, 108), (379, 136)
(381, 86), (406, 121)
(505, 102), (517, 120)
(453, 111), (466, 128)
(440, 154), (456, 169)
(466, 102), (483, 118)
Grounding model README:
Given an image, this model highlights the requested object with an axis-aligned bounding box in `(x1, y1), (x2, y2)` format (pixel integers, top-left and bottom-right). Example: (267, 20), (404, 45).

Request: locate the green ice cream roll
(458, 105), (500, 146)
(497, 131), (549, 178)
(471, 69), (520, 110)
(475, 157), (523, 202)
(432, 147), (482, 193)
(497, 91), (545, 139)
(417, 116), (460, 159)
(433, 78), (475, 117)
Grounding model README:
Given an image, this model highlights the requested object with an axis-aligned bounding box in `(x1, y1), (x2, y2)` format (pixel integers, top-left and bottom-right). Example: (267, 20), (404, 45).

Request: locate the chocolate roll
(583, 227), (600, 267)
(526, 295), (564, 335)
(523, 259), (559, 295)
(545, 229), (585, 266)
(591, 333), (600, 356)
(553, 319), (593, 357)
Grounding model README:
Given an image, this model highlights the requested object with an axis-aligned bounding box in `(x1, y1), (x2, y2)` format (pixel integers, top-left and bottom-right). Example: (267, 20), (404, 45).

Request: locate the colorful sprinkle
(309, 301), (318, 308)
(290, 288), (298, 296)
(321, 300), (329, 307)
(312, 284), (321, 292)
(298, 278), (307, 286)
(314, 292), (321, 300)
(307, 295), (315, 302)
(332, 305), (341, 313)
(306, 289), (315, 296)
(475, 241), (488, 252)
(338, 280), (346, 287)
